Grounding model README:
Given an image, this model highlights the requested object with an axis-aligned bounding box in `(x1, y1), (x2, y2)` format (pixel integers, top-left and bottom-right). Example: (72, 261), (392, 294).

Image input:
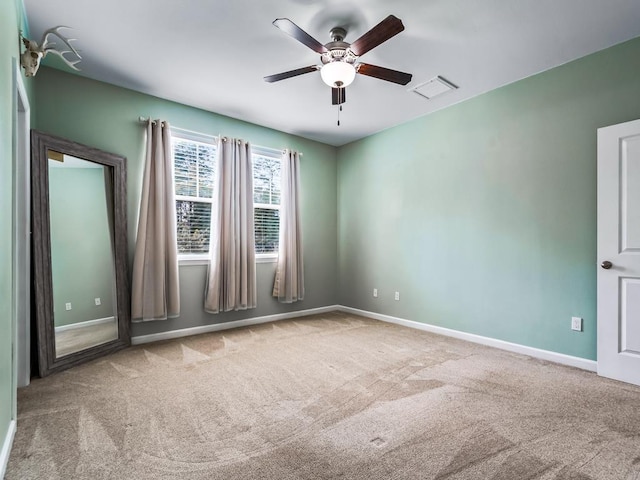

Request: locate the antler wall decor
(20, 26), (81, 77)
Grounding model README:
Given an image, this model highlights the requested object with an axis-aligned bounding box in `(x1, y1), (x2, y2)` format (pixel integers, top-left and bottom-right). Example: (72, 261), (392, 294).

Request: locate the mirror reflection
(48, 151), (119, 357)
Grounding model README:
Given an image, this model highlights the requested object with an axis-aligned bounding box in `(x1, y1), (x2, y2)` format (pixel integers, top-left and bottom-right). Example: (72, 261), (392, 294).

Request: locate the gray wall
(337, 36), (640, 361)
(49, 166), (116, 327)
(34, 68), (338, 338)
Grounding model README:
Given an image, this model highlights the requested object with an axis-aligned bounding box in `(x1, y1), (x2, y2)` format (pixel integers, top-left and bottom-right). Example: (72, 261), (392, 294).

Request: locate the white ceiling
(24, 0), (640, 146)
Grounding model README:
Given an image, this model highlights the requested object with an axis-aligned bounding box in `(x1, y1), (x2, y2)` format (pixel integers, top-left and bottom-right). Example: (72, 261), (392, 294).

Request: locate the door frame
(2, 57), (30, 480)
(12, 58), (31, 394)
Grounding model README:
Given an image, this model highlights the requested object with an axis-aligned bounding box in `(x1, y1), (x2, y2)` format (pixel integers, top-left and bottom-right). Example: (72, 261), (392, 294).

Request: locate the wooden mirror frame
(31, 130), (130, 377)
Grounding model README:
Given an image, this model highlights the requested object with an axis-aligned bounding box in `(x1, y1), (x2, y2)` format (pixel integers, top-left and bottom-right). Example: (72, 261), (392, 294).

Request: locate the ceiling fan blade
(349, 15), (405, 57)
(264, 65), (319, 83)
(273, 18), (328, 54)
(332, 87), (346, 105)
(356, 63), (412, 85)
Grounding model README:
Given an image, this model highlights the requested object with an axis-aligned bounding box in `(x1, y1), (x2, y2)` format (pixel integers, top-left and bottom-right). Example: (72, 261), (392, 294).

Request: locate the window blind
(173, 139), (215, 254)
(172, 134), (283, 257)
(253, 153), (281, 254)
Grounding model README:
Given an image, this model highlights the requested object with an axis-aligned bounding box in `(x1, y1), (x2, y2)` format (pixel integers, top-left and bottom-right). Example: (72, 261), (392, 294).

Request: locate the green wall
(34, 67), (338, 338)
(1, 0), (32, 459)
(49, 166), (116, 327)
(337, 37), (640, 360)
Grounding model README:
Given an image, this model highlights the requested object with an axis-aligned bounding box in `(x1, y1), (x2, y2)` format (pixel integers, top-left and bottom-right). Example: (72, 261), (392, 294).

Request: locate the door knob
(601, 261), (613, 270)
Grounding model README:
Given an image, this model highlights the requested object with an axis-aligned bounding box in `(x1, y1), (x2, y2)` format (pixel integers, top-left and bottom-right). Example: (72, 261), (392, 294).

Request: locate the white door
(597, 119), (640, 386)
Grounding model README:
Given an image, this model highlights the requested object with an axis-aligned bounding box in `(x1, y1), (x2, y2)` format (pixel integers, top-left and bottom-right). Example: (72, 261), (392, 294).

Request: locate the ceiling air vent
(410, 76), (457, 100)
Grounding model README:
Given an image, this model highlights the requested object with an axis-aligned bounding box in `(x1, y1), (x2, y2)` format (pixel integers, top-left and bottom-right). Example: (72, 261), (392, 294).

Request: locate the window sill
(178, 254), (278, 266)
(179, 256), (209, 266)
(256, 254), (277, 264)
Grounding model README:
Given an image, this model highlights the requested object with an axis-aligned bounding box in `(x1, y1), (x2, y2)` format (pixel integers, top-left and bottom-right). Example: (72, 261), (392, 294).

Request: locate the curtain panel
(273, 149), (304, 303)
(205, 137), (257, 313)
(131, 119), (180, 321)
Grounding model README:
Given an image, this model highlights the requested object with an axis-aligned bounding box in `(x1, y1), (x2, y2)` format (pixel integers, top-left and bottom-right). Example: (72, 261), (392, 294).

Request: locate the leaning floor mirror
(31, 130), (130, 377)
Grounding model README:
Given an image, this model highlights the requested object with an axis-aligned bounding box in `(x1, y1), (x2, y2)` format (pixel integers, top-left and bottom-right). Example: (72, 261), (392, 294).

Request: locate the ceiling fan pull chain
(337, 105), (342, 126)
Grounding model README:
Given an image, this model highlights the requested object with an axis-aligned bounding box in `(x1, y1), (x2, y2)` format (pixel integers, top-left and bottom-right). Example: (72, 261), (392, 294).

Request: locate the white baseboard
(131, 303), (597, 372)
(55, 316), (115, 333)
(0, 420), (16, 479)
(337, 306), (598, 372)
(131, 305), (341, 345)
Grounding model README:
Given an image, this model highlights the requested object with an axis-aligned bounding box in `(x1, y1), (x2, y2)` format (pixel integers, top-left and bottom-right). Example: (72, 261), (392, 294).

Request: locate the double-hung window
(171, 130), (282, 262)
(252, 147), (281, 255)
(173, 131), (216, 261)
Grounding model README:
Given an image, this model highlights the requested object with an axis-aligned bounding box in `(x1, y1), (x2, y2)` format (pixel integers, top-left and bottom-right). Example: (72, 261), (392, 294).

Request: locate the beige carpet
(7, 312), (640, 479)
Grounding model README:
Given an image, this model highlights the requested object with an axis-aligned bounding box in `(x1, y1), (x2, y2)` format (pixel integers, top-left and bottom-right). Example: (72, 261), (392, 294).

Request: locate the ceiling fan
(264, 15), (412, 106)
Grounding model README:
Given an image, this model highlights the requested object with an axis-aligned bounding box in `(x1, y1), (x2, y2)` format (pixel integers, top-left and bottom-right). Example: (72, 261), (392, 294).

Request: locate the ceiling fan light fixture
(320, 61), (356, 88)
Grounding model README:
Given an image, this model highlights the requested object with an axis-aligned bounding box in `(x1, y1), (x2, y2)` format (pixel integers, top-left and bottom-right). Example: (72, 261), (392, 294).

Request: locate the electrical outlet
(65, 302), (72, 311)
(95, 297), (101, 306)
(373, 288), (378, 298)
(571, 317), (583, 332)
(394, 291), (400, 301)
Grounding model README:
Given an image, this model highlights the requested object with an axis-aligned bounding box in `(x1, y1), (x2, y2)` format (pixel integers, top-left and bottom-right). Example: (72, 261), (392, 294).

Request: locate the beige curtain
(131, 119), (180, 321)
(204, 137), (257, 313)
(273, 149), (304, 302)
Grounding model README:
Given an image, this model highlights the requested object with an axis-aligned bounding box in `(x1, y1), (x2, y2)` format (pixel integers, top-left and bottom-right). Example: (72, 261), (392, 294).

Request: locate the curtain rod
(137, 116), (302, 156)
(138, 116), (158, 125)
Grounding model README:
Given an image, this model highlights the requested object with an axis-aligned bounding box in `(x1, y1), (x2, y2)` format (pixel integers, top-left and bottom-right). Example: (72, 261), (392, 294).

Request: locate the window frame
(172, 127), (217, 265)
(170, 128), (282, 265)
(252, 145), (283, 261)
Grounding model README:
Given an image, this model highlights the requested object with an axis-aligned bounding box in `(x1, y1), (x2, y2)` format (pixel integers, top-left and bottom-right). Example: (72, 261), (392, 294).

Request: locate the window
(173, 132), (216, 257)
(253, 148), (281, 254)
(171, 131), (281, 260)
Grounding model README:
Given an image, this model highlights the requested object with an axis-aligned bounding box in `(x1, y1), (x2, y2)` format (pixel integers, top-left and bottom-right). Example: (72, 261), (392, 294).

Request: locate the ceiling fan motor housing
(322, 27), (357, 65)
(321, 46), (357, 66)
